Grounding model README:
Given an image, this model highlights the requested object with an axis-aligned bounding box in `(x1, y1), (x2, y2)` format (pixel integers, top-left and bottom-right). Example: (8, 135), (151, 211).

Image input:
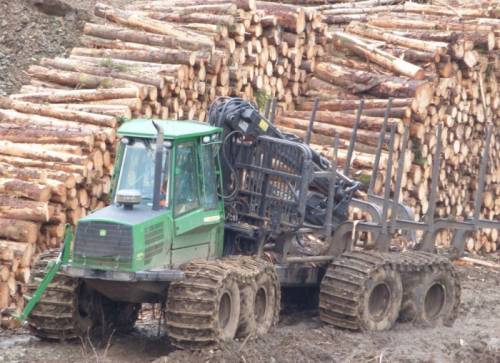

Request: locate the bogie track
(319, 250), (460, 331)
(166, 256), (280, 349)
(26, 250), (140, 340)
(26, 250), (91, 340)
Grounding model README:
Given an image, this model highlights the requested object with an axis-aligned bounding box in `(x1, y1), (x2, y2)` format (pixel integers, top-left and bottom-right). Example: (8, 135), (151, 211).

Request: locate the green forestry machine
(19, 97), (499, 348)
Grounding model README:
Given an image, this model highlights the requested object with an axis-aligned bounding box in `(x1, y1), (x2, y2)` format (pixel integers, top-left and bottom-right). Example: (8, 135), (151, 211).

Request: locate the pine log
(83, 23), (213, 51)
(0, 97), (117, 128)
(0, 140), (89, 166)
(0, 123), (95, 148)
(10, 87), (140, 103)
(347, 22), (448, 55)
(94, 3), (214, 48)
(40, 57), (167, 89)
(0, 155), (88, 178)
(278, 111), (404, 132)
(54, 104), (132, 118)
(0, 283), (8, 309)
(0, 109), (115, 142)
(27, 65), (155, 94)
(255, 2), (306, 33)
(295, 97), (411, 111)
(0, 162), (77, 188)
(0, 179), (51, 202)
(0, 196), (50, 223)
(332, 31), (425, 80)
(314, 62), (433, 107)
(277, 117), (392, 147)
(0, 219), (38, 244)
(71, 47), (196, 67)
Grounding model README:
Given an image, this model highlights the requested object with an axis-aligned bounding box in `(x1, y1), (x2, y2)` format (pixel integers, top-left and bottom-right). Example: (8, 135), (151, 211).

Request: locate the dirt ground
(0, 0), (132, 96)
(1, 255), (499, 363)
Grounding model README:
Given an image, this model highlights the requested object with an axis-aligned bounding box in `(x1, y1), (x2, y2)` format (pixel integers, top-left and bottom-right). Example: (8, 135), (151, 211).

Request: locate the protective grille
(234, 135), (312, 229)
(74, 221), (133, 263)
(144, 222), (165, 262)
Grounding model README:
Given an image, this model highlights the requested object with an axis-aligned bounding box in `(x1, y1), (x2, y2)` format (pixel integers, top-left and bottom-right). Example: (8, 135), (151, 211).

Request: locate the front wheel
(27, 250), (140, 340)
(26, 251), (97, 340)
(166, 260), (241, 348)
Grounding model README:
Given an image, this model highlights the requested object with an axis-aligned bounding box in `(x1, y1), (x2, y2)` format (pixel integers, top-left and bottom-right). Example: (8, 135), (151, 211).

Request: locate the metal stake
(368, 98), (392, 196)
(325, 134), (339, 241)
(305, 98), (319, 145)
(473, 123), (493, 223)
(344, 98), (364, 176)
(390, 126), (409, 233)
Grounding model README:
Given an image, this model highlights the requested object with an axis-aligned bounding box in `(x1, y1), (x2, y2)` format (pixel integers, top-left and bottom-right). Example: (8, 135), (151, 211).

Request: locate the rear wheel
(237, 263), (280, 337)
(252, 267), (280, 335)
(399, 261), (460, 327)
(319, 251), (403, 331)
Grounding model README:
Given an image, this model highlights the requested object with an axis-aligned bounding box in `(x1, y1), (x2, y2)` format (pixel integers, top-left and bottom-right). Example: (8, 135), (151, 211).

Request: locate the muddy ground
(1, 256), (499, 363)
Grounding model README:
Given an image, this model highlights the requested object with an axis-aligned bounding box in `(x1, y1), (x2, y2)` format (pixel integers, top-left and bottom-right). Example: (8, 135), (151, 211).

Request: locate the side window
(200, 144), (219, 210)
(174, 142), (200, 216)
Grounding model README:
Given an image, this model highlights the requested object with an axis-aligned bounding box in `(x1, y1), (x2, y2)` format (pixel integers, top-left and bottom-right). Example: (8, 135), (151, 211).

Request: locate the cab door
(171, 139), (223, 265)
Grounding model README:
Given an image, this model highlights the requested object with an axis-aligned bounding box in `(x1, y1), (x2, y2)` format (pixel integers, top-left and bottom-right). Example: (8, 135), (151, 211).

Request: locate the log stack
(0, 0), (327, 325)
(273, 0), (499, 253)
(0, 0), (498, 326)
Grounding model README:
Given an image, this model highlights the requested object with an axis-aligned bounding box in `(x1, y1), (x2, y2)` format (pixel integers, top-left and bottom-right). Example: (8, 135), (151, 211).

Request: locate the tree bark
(0, 179), (51, 202)
(0, 196), (50, 223)
(0, 97), (117, 128)
(94, 3), (214, 48)
(10, 87), (140, 103)
(0, 161), (78, 188)
(314, 62), (433, 104)
(0, 155), (88, 178)
(83, 22), (213, 51)
(277, 111), (403, 132)
(0, 123), (95, 148)
(40, 58), (167, 89)
(0, 109), (115, 143)
(0, 219), (38, 244)
(347, 22), (448, 55)
(332, 31), (425, 80)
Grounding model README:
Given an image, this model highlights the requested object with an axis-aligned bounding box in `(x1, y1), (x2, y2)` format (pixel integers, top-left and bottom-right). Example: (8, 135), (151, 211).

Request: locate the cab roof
(117, 119), (221, 139)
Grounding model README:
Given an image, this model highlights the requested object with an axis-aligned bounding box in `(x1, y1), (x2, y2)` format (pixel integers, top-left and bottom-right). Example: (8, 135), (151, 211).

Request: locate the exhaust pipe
(152, 121), (164, 211)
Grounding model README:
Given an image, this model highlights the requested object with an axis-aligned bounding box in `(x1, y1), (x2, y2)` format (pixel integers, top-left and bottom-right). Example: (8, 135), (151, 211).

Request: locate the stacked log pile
(274, 0), (499, 252)
(0, 0), (327, 325)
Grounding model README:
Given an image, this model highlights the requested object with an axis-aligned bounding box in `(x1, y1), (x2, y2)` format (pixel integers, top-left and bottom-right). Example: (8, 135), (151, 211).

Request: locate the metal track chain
(319, 250), (460, 330)
(165, 256), (280, 348)
(25, 250), (80, 340)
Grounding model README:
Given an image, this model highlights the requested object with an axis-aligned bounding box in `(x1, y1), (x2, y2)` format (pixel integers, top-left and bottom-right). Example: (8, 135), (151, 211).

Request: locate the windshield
(116, 140), (171, 205)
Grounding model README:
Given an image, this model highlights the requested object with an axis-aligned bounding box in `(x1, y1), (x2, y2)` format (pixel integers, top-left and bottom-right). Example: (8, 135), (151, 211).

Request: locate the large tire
(399, 260), (460, 327)
(166, 260), (241, 348)
(320, 251), (403, 331)
(27, 250), (140, 340)
(26, 250), (97, 340)
(253, 270), (279, 335)
(236, 259), (280, 337)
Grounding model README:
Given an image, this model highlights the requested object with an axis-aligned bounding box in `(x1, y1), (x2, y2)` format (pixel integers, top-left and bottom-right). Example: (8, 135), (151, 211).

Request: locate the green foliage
(99, 57), (129, 72)
(254, 91), (269, 113)
(411, 137), (427, 166)
(358, 174), (371, 188)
